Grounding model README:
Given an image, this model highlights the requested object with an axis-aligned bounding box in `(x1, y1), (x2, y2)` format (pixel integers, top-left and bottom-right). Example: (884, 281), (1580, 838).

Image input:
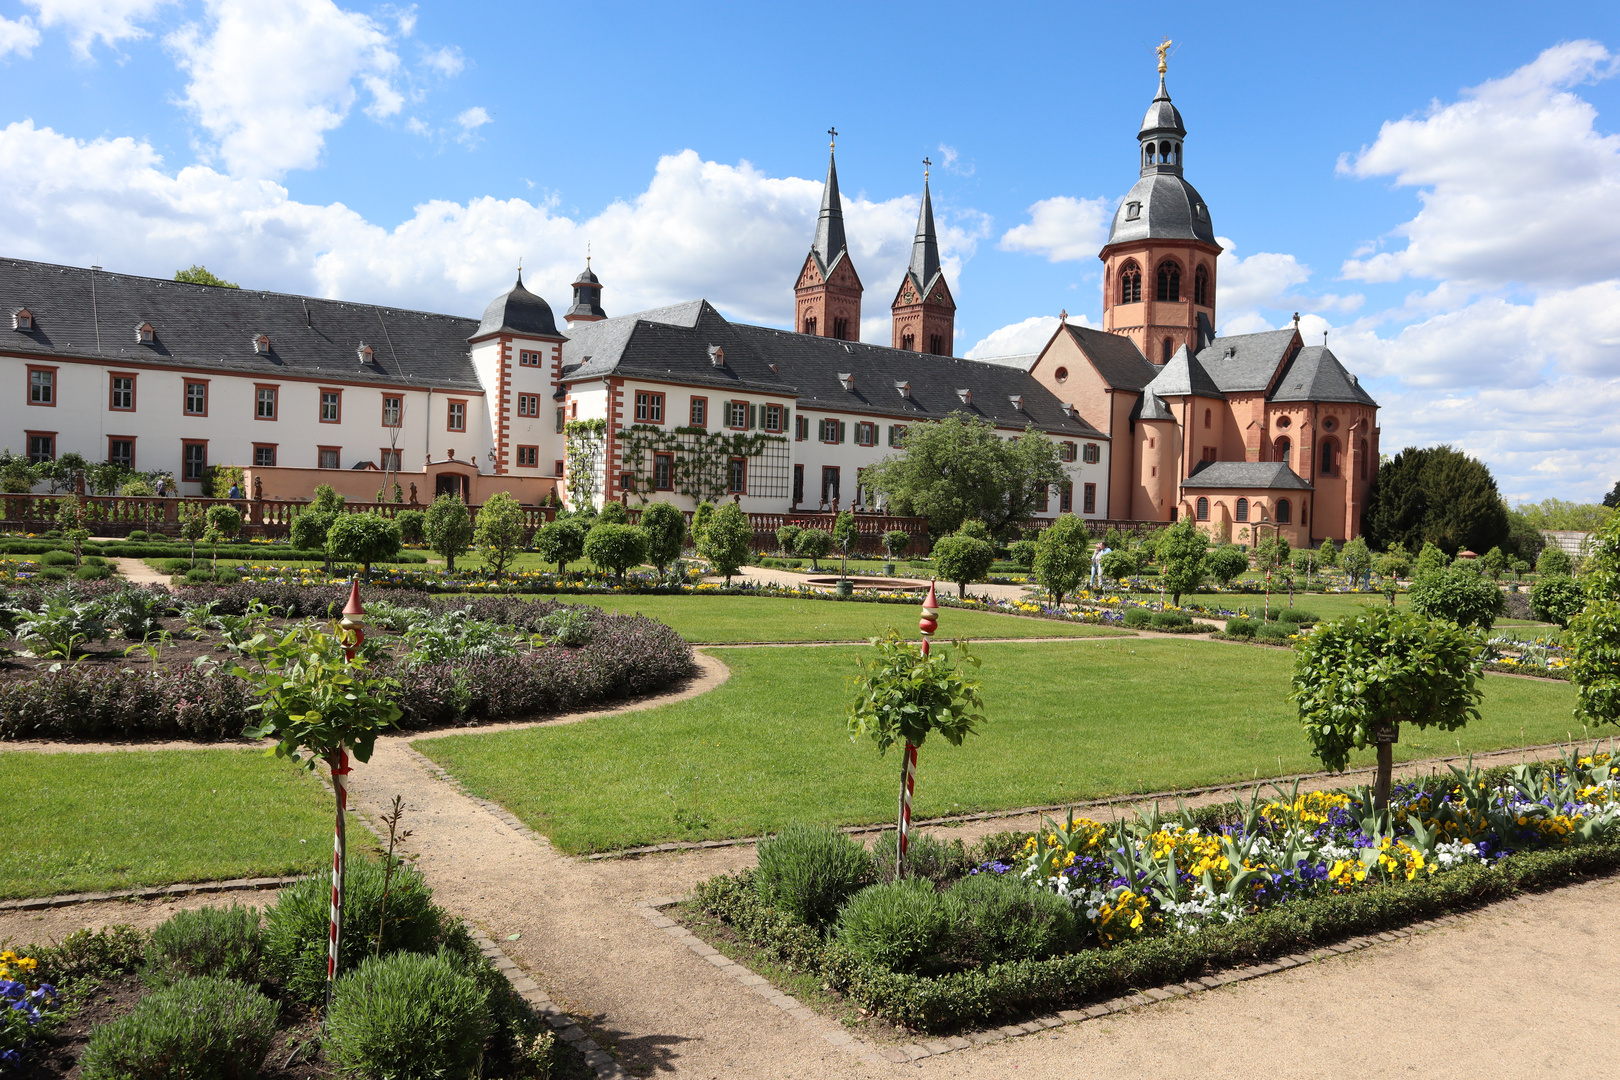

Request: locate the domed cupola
(1105, 52), (1216, 248)
(470, 270), (562, 341)
(566, 257), (607, 327)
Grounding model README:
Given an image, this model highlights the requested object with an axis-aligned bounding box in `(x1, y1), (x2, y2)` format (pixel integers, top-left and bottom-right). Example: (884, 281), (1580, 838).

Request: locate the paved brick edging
(642, 874), (1620, 1066)
(0, 875), (300, 913)
(584, 740), (1578, 861)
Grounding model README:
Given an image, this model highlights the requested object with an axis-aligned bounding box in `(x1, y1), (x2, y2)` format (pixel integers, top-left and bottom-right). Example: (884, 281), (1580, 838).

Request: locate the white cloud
(422, 44), (462, 76)
(998, 195), (1111, 262)
(455, 104), (489, 144)
(1213, 237), (1362, 329)
(0, 125), (978, 344)
(25, 0), (167, 57)
(936, 143), (973, 177)
(0, 14), (41, 58)
(167, 0), (403, 178)
(965, 316), (1060, 361)
(1340, 40), (1620, 288)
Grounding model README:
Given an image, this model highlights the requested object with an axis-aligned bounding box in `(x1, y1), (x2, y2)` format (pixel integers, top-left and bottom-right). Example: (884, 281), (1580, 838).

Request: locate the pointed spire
(812, 133), (848, 269)
(909, 159), (940, 288)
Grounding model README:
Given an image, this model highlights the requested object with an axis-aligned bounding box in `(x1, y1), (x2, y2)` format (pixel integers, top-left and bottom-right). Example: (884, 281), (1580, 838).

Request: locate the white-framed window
(1083, 443), (1100, 464)
(728, 400), (748, 429)
(382, 395), (402, 427)
(635, 391), (665, 423)
(447, 400), (466, 432)
(109, 375), (135, 411)
(256, 386), (278, 420)
(318, 447), (341, 470)
(185, 381), (208, 416)
(320, 389), (342, 423)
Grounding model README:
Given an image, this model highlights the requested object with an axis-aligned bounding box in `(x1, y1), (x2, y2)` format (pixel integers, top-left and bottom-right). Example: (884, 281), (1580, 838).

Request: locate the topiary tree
(848, 627), (985, 877)
(290, 484), (346, 574)
(205, 503), (243, 570)
(1292, 606), (1483, 811)
(597, 500), (630, 525)
(1031, 514), (1089, 609)
(1414, 541), (1450, 579)
(1537, 545), (1572, 578)
(883, 530), (913, 561)
(1568, 515), (1620, 730)
(1340, 537), (1372, 589)
(1530, 573), (1584, 629)
(423, 493), (472, 572)
(533, 517), (587, 575)
(1318, 537), (1339, 568)
(776, 523), (803, 557)
(1207, 543), (1249, 588)
(1291, 546), (1318, 586)
(179, 501), (210, 565)
(690, 501), (715, 546)
(1008, 539), (1037, 569)
(1156, 518), (1210, 607)
(794, 528), (834, 570)
(639, 502), (686, 575)
(932, 529), (996, 599)
(326, 512), (402, 581)
(393, 509), (425, 546)
(473, 491), (526, 580)
(1480, 545), (1508, 581)
(583, 522), (649, 584)
(1100, 545), (1139, 590)
(699, 503), (752, 585)
(1408, 562), (1506, 630)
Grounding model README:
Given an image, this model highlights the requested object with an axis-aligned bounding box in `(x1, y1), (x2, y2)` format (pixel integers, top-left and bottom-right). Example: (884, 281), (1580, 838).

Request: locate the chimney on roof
(956, 388), (971, 405)
(839, 372), (854, 391)
(708, 344), (725, 368)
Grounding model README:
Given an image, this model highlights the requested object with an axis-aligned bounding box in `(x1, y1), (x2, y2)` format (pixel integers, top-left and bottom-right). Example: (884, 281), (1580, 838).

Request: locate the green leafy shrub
(1122, 607), (1153, 628)
(538, 606), (594, 647)
(1275, 608), (1318, 626)
(1531, 573), (1584, 629)
(160, 558), (191, 573)
(1256, 622), (1295, 641)
(582, 522), (648, 584)
(754, 822), (873, 929)
(1409, 563), (1506, 630)
(75, 562), (113, 580)
(638, 502), (686, 574)
(325, 950), (491, 1080)
(596, 500), (630, 525)
(933, 530), (997, 599)
(327, 511), (403, 577)
(215, 568), (242, 585)
(835, 878), (959, 974)
(1149, 610), (1192, 629)
(394, 508), (426, 545)
(83, 554), (107, 566)
(699, 503), (753, 584)
(185, 567), (213, 584)
(39, 550), (75, 566)
(127, 529), (150, 542)
(79, 976), (278, 1080)
(533, 518), (587, 575)
(793, 528), (834, 569)
(262, 856), (445, 1005)
(775, 523), (803, 556)
(1224, 617), (1260, 638)
(144, 905), (263, 988)
(36, 567), (67, 582)
(32, 925), (145, 983)
(871, 831), (972, 884)
(1008, 539), (1037, 569)
(948, 872), (1076, 964)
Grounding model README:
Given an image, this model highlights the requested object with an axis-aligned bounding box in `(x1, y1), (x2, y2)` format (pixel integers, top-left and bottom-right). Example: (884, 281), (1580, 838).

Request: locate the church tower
(565, 256), (607, 330)
(890, 161), (955, 354)
(794, 131), (863, 341)
(1099, 46), (1221, 364)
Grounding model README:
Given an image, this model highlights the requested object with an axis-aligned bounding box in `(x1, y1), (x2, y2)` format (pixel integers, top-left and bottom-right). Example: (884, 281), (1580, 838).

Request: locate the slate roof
(473, 272), (562, 340)
(1270, 345), (1378, 406)
(0, 257), (483, 391)
(1181, 462), (1313, 490)
(561, 301), (1106, 439)
(1144, 343), (1224, 399)
(1108, 74), (1215, 247)
(1140, 74), (1186, 137)
(812, 150), (849, 273)
(906, 179), (943, 293)
(1193, 329), (1300, 393)
(1137, 392), (1174, 421)
(1064, 323), (1158, 391)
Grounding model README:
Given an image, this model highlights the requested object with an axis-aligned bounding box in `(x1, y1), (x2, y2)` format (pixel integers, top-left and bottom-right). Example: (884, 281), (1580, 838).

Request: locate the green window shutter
(838, 420), (847, 444)
(782, 407), (790, 432)
(886, 424), (895, 447)
(749, 404), (757, 429)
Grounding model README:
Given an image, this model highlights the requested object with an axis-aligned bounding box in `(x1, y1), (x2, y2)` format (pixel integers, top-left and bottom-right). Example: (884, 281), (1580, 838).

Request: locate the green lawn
(528, 594), (1126, 644)
(0, 749), (347, 900)
(417, 638), (1580, 854)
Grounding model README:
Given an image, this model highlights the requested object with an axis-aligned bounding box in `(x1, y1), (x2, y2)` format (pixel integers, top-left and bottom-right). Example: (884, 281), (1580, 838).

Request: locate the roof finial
(586, 241), (591, 268)
(1156, 37), (1172, 75)
(1059, 309), (1068, 323)
(828, 125), (837, 151)
(922, 155), (931, 182)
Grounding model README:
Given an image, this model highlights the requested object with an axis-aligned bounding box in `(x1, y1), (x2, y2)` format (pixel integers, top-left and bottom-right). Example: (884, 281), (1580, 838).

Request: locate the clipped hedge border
(698, 842), (1620, 1034)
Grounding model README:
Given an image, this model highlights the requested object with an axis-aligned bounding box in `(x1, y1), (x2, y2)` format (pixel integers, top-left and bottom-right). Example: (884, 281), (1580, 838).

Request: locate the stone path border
(641, 871), (1620, 1066)
(0, 875), (300, 913)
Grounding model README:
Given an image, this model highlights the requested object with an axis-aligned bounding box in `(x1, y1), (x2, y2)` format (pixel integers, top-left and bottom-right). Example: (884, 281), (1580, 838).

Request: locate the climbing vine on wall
(618, 424), (788, 504)
(564, 418), (607, 507)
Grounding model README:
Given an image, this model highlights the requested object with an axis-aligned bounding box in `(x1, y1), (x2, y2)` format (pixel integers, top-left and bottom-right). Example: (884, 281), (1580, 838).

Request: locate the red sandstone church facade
(1025, 58), (1379, 548)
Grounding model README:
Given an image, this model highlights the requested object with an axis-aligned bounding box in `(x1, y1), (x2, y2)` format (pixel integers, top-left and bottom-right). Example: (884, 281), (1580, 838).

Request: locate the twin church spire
(793, 134), (953, 355)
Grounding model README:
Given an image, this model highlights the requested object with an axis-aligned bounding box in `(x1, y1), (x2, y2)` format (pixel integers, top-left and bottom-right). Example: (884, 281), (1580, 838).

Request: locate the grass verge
(416, 638), (1580, 854)
(0, 749), (352, 899)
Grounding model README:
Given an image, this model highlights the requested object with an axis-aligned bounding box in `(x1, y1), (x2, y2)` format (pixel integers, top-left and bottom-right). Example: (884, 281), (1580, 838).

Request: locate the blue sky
(2, 1), (1619, 502)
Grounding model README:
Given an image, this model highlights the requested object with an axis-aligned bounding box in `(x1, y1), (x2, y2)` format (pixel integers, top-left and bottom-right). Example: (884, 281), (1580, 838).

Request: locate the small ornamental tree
(1537, 545), (1573, 578)
(1031, 514), (1090, 609)
(236, 620), (402, 1010)
(1414, 541), (1450, 579)
(1480, 545), (1508, 581)
(473, 492), (526, 579)
(832, 511), (859, 579)
(1569, 514), (1620, 729)
(699, 503), (752, 585)
(423, 494), (472, 571)
(394, 509), (425, 545)
(597, 500), (631, 525)
(1008, 539), (1037, 569)
(55, 494), (90, 567)
(883, 530), (912, 561)
(639, 502), (686, 574)
(848, 628), (986, 877)
(583, 522), (648, 584)
(1340, 537), (1372, 589)
(291, 485), (346, 574)
(1291, 546), (1318, 586)
(1408, 563), (1506, 630)
(1207, 543), (1249, 588)
(534, 518), (586, 575)
(205, 504), (243, 570)
(178, 501), (210, 564)
(932, 529), (996, 599)
(326, 512), (401, 580)
(776, 524), (803, 557)
(690, 501), (715, 546)
(1318, 537), (1339, 568)
(1156, 518), (1210, 607)
(1292, 606), (1484, 811)
(1530, 573), (1584, 629)
(1100, 545), (1139, 590)
(794, 528), (834, 570)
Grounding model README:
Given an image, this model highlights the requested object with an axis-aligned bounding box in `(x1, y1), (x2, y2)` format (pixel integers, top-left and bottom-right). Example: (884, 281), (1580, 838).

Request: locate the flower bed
(692, 752), (1620, 1034)
(0, 582), (695, 741)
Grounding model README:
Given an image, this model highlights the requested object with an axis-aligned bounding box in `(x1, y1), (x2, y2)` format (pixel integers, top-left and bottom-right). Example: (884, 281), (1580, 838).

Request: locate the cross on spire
(922, 155), (932, 180)
(828, 126), (837, 149)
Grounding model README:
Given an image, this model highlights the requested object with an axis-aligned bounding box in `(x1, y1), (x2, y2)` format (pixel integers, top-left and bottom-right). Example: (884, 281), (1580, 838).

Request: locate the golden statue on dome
(1156, 37), (1172, 74)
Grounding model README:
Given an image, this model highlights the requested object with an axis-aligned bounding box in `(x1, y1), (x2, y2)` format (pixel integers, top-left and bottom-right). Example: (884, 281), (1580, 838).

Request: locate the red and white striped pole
(899, 581), (938, 877)
(325, 579), (366, 1014)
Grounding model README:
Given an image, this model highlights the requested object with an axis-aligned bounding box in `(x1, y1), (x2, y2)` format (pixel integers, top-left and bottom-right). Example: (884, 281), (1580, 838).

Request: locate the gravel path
(111, 556), (171, 586)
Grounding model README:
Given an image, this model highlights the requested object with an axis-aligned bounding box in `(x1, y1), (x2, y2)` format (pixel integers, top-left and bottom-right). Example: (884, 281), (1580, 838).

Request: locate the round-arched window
(1196, 497), (1209, 521)
(1236, 497), (1249, 522)
(1204, 408), (1212, 428)
(1276, 499), (1292, 524)
(1119, 261), (1142, 304)
(1274, 436), (1291, 466)
(1157, 260), (1182, 302)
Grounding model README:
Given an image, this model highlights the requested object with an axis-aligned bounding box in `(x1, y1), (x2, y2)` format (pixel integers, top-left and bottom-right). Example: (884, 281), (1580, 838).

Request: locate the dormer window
(838, 372), (854, 391)
(135, 322), (154, 345)
(12, 308), (32, 331)
(357, 343), (374, 364)
(1008, 394), (1024, 411)
(253, 334), (270, 355)
(708, 345), (725, 368)
(1060, 403), (1076, 419)
(1195, 203), (1208, 221)
(956, 388), (971, 405)
(1125, 202), (1142, 221)
(895, 381), (911, 399)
